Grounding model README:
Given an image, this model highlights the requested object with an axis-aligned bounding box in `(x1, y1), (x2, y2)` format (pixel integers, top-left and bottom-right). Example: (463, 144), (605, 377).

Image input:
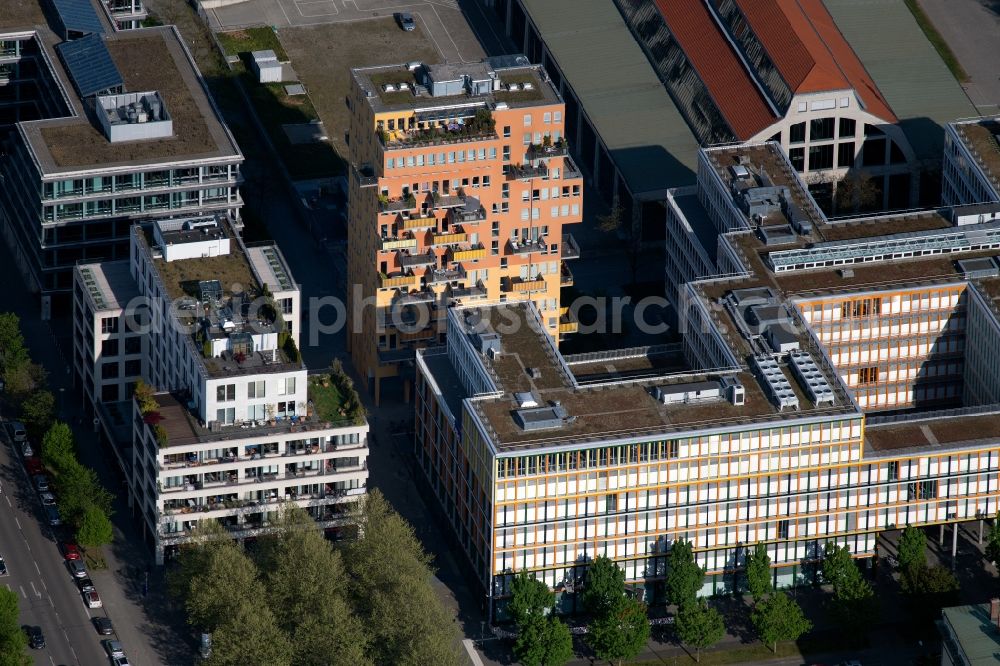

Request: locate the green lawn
(903, 0), (969, 83)
(308, 376), (347, 421)
(217, 27), (288, 61)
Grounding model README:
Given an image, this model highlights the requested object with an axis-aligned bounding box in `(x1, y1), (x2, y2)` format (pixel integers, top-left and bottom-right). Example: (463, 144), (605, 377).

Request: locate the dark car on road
(24, 626), (44, 649)
(93, 616), (114, 635)
(0, 556), (6, 576)
(395, 12), (415, 31)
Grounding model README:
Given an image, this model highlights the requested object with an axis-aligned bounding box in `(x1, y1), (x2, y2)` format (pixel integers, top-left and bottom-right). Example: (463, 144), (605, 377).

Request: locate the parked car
(0, 556), (7, 576)
(9, 421), (26, 443)
(45, 505), (60, 526)
(24, 625), (44, 649)
(104, 639), (125, 658)
(21, 441), (32, 457)
(24, 457), (42, 475)
(33, 475), (48, 492)
(112, 657), (131, 666)
(76, 577), (94, 592)
(38, 492), (55, 506)
(61, 541), (81, 560)
(92, 617), (114, 635)
(395, 11), (415, 31)
(83, 589), (102, 608)
(67, 559), (87, 578)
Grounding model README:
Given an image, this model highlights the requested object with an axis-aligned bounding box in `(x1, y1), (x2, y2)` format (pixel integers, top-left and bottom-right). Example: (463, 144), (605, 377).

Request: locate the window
(278, 377), (296, 396)
(844, 298), (879, 318)
(789, 122), (806, 144)
(778, 520), (790, 539)
(839, 118), (856, 138)
(889, 141), (906, 164)
(101, 384), (119, 402)
(523, 114), (532, 126)
(789, 148), (805, 172)
(808, 144), (834, 170)
(919, 480), (938, 500)
(279, 298), (293, 315)
(887, 461), (899, 481)
(216, 384), (236, 401)
(837, 142), (856, 169)
(215, 408), (235, 424)
(124, 359), (142, 376)
(101, 362), (119, 379)
(101, 317), (119, 334)
(248, 381), (265, 399)
(101, 339), (119, 357)
(124, 336), (142, 355)
(522, 133), (531, 146)
(810, 117), (835, 141)
(862, 138), (886, 167)
(502, 125), (511, 138)
(858, 367), (879, 384)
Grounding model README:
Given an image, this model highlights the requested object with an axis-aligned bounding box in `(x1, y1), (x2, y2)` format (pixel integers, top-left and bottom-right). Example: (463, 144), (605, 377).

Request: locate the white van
(8, 422), (26, 443)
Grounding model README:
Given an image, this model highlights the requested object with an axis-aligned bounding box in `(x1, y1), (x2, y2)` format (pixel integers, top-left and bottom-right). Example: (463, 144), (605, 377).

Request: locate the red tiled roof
(654, 0), (778, 141)
(734, 0), (897, 122)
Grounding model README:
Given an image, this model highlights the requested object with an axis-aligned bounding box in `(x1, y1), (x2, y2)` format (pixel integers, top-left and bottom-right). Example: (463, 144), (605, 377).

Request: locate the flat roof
(865, 411), (1000, 455)
(353, 61), (560, 113)
(951, 117), (1000, 197)
(442, 304), (857, 453)
(0, 0), (50, 29)
(143, 218), (258, 302)
(518, 0), (699, 195)
(940, 604), (1000, 665)
(76, 259), (139, 312)
(824, 0), (977, 160)
(19, 26), (240, 173)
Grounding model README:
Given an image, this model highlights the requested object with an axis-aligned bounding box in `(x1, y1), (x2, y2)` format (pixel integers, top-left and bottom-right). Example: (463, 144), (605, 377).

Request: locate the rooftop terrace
(22, 26), (239, 172)
(151, 389), (361, 448)
(354, 59), (560, 113)
(865, 409), (1000, 454)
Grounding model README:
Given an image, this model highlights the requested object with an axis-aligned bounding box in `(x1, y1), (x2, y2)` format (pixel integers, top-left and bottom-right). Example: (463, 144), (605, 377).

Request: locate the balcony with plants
(377, 108), (496, 149)
(526, 136), (568, 159)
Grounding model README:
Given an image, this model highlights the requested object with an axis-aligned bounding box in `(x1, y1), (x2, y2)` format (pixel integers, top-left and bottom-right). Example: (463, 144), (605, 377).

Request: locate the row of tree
(0, 313), (114, 549)
(40, 422), (114, 548)
(0, 313), (56, 440)
(168, 491), (461, 666)
(0, 587), (30, 666)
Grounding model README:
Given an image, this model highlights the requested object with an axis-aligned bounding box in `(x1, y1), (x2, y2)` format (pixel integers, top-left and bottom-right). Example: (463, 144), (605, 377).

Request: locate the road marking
(70, 647), (78, 662)
(48, 656), (54, 666)
(4, 495), (9, 506)
(40, 579), (46, 590)
(29, 581), (40, 598)
(22, 541), (29, 552)
(33, 562), (40, 575)
(18, 585), (25, 599)
(14, 517), (20, 530)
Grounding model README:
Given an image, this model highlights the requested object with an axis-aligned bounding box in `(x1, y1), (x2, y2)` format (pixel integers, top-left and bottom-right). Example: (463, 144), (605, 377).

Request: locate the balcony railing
(380, 236), (417, 251)
(563, 155), (582, 180)
(502, 276), (547, 293)
(450, 280), (487, 300)
(380, 198), (414, 213)
(380, 272), (419, 289)
(380, 127), (496, 150)
(507, 163), (548, 181)
(400, 215), (437, 231)
(431, 231), (468, 246)
(432, 193), (467, 209)
(427, 267), (466, 284)
(562, 233), (581, 260)
(508, 237), (548, 255)
(527, 141), (569, 159)
(560, 263), (574, 286)
(559, 308), (579, 334)
(450, 205), (487, 224)
(398, 251), (436, 269)
(451, 243), (487, 261)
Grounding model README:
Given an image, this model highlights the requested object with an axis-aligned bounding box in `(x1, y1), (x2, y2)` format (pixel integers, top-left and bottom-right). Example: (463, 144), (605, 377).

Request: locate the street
(0, 427), (108, 666)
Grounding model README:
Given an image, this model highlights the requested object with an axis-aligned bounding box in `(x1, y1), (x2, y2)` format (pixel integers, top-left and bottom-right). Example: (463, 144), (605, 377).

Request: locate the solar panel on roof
(49, 0), (105, 38)
(56, 34), (123, 98)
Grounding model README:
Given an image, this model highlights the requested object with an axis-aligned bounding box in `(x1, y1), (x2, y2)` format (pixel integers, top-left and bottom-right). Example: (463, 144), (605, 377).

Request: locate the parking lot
(207, 0), (494, 64)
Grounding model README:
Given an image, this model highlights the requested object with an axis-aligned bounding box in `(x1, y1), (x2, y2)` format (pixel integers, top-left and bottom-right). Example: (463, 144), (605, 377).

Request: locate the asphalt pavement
(0, 425), (110, 666)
